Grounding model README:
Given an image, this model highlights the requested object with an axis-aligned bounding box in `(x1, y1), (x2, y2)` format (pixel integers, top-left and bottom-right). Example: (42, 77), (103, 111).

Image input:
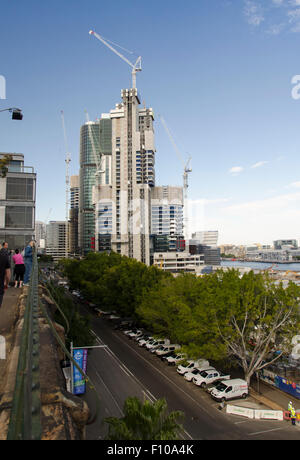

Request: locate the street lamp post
(0, 107), (23, 120)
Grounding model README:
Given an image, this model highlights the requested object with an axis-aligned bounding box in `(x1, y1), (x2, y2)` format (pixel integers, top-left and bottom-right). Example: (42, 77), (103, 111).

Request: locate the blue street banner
(72, 348), (88, 395)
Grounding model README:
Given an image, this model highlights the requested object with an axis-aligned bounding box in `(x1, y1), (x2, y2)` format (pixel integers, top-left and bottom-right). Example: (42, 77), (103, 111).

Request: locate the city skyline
(1, 1), (300, 245)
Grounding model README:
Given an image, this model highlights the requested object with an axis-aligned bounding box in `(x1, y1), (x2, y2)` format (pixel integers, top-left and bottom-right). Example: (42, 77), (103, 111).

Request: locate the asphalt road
(79, 310), (300, 441)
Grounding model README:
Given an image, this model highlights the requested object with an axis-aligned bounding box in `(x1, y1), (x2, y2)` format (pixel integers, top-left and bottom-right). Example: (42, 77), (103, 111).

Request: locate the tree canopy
(61, 254), (300, 384)
(104, 396), (184, 441)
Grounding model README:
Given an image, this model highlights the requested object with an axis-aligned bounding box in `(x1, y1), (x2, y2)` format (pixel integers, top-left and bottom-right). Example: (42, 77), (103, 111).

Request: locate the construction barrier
(254, 410), (283, 421)
(227, 405), (284, 421)
(226, 405), (254, 419)
(283, 410), (300, 421)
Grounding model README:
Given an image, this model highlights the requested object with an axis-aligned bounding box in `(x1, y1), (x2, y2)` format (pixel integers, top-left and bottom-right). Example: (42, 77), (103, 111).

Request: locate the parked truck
(210, 379), (248, 401)
(193, 369), (230, 388)
(177, 359), (210, 376)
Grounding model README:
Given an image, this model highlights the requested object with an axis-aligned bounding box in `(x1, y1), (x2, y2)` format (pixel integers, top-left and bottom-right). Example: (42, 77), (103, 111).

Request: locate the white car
(146, 339), (167, 350)
(165, 353), (187, 366)
(155, 345), (181, 357)
(128, 330), (143, 339)
(177, 359), (210, 376)
(138, 337), (154, 347)
(184, 367), (216, 382)
(193, 369), (230, 388)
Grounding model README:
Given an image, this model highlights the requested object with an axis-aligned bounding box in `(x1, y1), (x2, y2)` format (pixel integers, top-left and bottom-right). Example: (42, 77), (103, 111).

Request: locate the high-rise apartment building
(35, 220), (46, 250)
(79, 86), (183, 265)
(0, 153), (36, 249)
(69, 175), (79, 255)
(93, 89), (155, 264)
(151, 186), (184, 252)
(45, 221), (67, 261)
(79, 118), (112, 254)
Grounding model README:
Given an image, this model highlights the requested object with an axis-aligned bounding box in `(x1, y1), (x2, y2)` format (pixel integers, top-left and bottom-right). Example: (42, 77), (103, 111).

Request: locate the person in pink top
(12, 249), (25, 288)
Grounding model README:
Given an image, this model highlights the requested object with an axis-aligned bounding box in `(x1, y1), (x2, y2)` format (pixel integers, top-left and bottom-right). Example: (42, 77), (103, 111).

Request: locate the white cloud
(250, 160), (268, 168)
(287, 181), (300, 188)
(243, 0), (300, 34)
(244, 0), (265, 26)
(229, 166), (244, 175)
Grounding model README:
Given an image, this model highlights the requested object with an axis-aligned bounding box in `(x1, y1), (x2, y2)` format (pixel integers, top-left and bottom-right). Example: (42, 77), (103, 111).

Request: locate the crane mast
(89, 30), (142, 89)
(61, 111), (71, 258)
(159, 116), (192, 244)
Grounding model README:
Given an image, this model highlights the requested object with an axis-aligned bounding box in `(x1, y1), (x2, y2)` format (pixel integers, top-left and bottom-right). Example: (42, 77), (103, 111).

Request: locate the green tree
(104, 396), (184, 440)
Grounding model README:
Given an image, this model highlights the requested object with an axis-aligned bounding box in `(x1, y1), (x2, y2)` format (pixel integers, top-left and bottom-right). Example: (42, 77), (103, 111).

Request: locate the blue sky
(1, 0), (300, 245)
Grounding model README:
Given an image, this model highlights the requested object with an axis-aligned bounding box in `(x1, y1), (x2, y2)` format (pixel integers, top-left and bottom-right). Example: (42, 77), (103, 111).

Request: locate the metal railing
(7, 249), (42, 440)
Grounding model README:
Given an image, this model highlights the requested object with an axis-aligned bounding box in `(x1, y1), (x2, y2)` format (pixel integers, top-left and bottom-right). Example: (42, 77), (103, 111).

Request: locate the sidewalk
(250, 380), (300, 412)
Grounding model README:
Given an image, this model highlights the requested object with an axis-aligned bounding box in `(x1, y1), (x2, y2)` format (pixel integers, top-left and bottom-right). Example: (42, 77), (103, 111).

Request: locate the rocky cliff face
(0, 286), (90, 440)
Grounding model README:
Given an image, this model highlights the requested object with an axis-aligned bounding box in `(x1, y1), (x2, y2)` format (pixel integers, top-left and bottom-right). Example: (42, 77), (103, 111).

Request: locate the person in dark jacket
(23, 241), (35, 285)
(0, 248), (10, 306)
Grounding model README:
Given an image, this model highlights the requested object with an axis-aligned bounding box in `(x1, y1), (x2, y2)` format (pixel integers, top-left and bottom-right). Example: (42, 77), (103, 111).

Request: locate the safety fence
(6, 251), (100, 440)
(226, 405), (300, 422)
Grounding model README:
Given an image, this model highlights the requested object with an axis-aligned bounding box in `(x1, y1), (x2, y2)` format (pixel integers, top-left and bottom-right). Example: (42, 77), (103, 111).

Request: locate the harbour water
(221, 260), (300, 272)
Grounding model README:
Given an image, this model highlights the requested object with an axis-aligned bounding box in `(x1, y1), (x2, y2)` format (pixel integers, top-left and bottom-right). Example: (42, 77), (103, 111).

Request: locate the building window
(5, 206), (33, 228)
(6, 177), (34, 201)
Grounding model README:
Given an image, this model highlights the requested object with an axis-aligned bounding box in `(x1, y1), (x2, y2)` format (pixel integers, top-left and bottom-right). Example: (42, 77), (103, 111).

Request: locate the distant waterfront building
(153, 252), (204, 273)
(0, 153), (36, 249)
(274, 239), (298, 250)
(46, 221), (67, 261)
(192, 231), (218, 247)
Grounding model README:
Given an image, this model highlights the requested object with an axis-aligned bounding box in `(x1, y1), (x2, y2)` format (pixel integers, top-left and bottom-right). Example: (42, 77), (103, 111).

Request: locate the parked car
(177, 359), (210, 376)
(135, 333), (150, 342)
(162, 351), (178, 362)
(146, 339), (170, 351)
(138, 337), (154, 347)
(192, 369), (230, 388)
(128, 330), (143, 339)
(210, 379), (248, 401)
(165, 353), (187, 366)
(184, 367), (216, 382)
(155, 344), (181, 357)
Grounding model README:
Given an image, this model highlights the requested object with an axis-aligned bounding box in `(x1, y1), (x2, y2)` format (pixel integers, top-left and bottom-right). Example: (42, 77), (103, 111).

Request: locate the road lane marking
(249, 428), (284, 436)
(90, 329), (194, 441)
(88, 361), (124, 416)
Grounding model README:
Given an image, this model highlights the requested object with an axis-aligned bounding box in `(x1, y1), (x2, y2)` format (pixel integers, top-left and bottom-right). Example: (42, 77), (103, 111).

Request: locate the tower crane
(159, 115), (192, 243)
(61, 111), (71, 258)
(89, 30), (142, 89)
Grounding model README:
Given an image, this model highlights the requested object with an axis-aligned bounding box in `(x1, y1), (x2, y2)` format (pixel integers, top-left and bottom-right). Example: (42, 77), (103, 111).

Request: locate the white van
(210, 379), (248, 401)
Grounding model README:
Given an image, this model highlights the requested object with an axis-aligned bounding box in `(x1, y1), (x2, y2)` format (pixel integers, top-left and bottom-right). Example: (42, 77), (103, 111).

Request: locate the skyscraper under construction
(79, 87), (183, 264)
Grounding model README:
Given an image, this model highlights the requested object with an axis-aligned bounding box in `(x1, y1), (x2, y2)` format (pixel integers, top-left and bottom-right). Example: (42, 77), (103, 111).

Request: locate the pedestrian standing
(12, 249), (25, 288)
(291, 407), (297, 426)
(0, 242), (9, 257)
(23, 241), (34, 286)
(0, 248), (10, 307)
